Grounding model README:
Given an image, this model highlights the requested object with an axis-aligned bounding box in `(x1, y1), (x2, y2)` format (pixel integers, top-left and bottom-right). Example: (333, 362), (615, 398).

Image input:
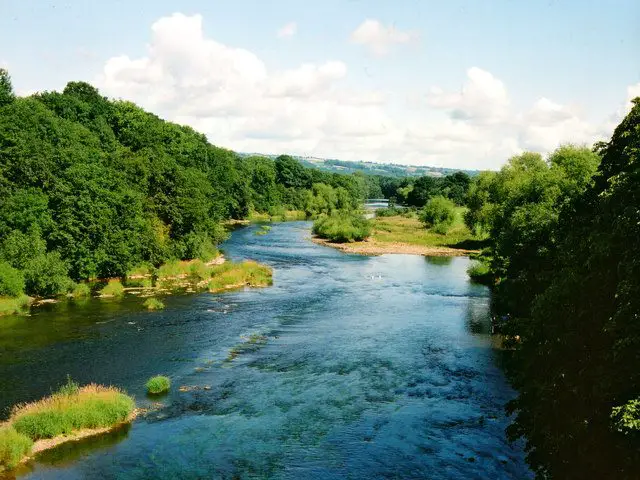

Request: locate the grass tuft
(0, 295), (31, 316)
(467, 261), (493, 284)
(146, 375), (170, 394)
(10, 383), (134, 441)
(99, 280), (125, 297)
(71, 283), (91, 299)
(312, 212), (372, 243)
(142, 297), (165, 311)
(0, 426), (32, 471)
(208, 261), (272, 292)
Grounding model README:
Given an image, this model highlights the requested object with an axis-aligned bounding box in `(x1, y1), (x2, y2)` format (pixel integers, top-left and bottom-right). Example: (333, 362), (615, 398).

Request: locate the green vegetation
(99, 280), (125, 297)
(464, 99), (640, 478)
(208, 261), (273, 292)
(375, 206), (412, 217)
(312, 213), (372, 243)
(70, 283), (91, 299)
(466, 261), (491, 284)
(142, 297), (165, 311)
(0, 426), (32, 471)
(0, 70), (373, 310)
(0, 295), (31, 316)
(226, 333), (268, 361)
(145, 375), (170, 394)
(420, 196), (457, 234)
(5, 378), (134, 450)
(371, 209), (476, 248)
(255, 225), (272, 236)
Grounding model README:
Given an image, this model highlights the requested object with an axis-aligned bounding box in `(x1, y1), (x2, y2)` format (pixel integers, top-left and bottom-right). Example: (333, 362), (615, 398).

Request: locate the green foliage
(0, 426), (32, 471)
(611, 398), (640, 435)
(146, 375), (170, 394)
(312, 213), (372, 243)
(99, 280), (125, 297)
(71, 283), (91, 299)
(466, 261), (491, 284)
(0, 295), (31, 316)
(493, 104), (640, 478)
(143, 297), (165, 311)
(420, 196), (456, 234)
(208, 261), (273, 292)
(0, 262), (24, 297)
(23, 252), (72, 297)
(0, 68), (15, 107)
(11, 384), (134, 441)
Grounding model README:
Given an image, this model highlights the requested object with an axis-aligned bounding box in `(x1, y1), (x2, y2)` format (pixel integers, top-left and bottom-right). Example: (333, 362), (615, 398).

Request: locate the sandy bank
(311, 236), (478, 257)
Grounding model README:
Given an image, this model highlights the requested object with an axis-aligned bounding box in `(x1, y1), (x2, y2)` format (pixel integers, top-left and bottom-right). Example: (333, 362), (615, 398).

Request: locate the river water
(0, 222), (531, 479)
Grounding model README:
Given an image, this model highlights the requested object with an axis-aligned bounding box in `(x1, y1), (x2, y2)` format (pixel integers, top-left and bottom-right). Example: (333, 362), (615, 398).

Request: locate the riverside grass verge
(312, 210), (486, 257)
(0, 380), (136, 472)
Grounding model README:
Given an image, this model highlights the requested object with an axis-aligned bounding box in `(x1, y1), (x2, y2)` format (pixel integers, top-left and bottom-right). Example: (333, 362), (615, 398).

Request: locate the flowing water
(0, 222), (531, 479)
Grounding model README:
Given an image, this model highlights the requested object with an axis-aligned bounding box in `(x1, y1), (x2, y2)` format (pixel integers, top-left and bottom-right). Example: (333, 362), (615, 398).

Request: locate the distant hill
(238, 153), (479, 178)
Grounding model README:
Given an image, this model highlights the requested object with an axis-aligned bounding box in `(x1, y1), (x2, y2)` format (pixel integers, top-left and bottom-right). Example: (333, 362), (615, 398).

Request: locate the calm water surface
(0, 222), (531, 479)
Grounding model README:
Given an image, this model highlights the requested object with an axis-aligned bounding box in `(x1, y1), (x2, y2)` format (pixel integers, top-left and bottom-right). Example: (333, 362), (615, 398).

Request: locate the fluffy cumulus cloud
(96, 13), (628, 170)
(277, 22), (297, 39)
(350, 19), (417, 56)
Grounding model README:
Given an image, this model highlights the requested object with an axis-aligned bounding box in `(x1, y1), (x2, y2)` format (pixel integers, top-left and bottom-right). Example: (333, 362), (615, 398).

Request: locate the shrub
(0, 262), (24, 297)
(11, 384), (135, 440)
(143, 297), (165, 311)
(375, 206), (410, 217)
(146, 375), (170, 394)
(188, 260), (209, 282)
(23, 252), (73, 297)
(99, 280), (125, 297)
(420, 196), (456, 234)
(467, 261), (492, 284)
(312, 213), (372, 243)
(0, 426), (32, 471)
(71, 283), (91, 299)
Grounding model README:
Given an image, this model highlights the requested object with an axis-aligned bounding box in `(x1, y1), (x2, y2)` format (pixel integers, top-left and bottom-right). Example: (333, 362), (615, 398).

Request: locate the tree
(0, 68), (15, 107)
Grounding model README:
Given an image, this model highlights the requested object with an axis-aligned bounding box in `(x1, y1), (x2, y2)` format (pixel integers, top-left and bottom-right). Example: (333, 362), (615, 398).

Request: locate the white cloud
(626, 82), (640, 111)
(350, 19), (417, 56)
(277, 22), (297, 38)
(95, 13), (627, 170)
(426, 67), (509, 124)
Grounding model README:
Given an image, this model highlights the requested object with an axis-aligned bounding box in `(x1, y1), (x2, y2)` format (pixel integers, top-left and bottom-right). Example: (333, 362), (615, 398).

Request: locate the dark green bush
(0, 261), (24, 297)
(420, 196), (456, 234)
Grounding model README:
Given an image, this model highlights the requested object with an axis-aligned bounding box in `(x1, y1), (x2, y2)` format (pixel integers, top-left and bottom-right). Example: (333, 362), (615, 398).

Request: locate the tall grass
(208, 261), (273, 292)
(0, 295), (31, 316)
(467, 261), (492, 284)
(312, 213), (372, 243)
(10, 382), (134, 441)
(71, 283), (91, 299)
(143, 297), (165, 311)
(0, 426), (32, 471)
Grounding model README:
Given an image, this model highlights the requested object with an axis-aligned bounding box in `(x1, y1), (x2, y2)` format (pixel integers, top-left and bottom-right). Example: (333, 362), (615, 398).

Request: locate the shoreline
(28, 409), (140, 458)
(311, 236), (478, 257)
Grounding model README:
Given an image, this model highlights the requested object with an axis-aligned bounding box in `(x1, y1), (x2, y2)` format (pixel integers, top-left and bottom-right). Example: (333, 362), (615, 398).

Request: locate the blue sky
(1, 0), (638, 169)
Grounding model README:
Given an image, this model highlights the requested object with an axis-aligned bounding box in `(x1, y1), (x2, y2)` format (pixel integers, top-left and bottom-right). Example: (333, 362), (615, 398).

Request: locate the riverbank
(311, 236), (477, 256)
(313, 214), (483, 257)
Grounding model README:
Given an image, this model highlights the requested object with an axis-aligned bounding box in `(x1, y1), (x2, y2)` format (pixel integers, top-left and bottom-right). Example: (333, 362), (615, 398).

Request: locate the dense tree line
(0, 70), (370, 298)
(465, 102), (640, 478)
(383, 170), (472, 207)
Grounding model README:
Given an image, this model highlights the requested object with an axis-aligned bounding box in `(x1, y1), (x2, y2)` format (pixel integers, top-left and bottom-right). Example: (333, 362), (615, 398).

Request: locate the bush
(143, 297), (165, 311)
(0, 262), (24, 297)
(467, 261), (492, 284)
(71, 283), (91, 299)
(99, 280), (125, 297)
(11, 384), (134, 441)
(375, 206), (410, 217)
(420, 196), (456, 234)
(312, 213), (372, 243)
(23, 252), (72, 297)
(146, 375), (170, 394)
(0, 426), (32, 471)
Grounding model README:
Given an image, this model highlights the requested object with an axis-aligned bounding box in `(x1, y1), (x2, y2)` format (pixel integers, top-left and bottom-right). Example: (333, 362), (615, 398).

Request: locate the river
(0, 222), (531, 479)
